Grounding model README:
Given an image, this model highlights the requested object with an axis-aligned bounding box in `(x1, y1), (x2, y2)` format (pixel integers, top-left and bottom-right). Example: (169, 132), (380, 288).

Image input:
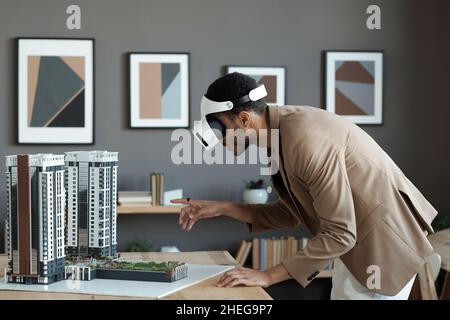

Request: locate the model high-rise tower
(65, 151), (118, 257)
(5, 154), (66, 284)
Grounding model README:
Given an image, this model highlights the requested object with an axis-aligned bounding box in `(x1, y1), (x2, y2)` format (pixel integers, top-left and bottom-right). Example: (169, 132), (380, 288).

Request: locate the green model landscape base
(64, 257), (188, 282)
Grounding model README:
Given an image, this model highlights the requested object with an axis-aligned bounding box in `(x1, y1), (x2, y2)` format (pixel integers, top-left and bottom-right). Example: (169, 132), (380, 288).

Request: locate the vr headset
(193, 85), (267, 150)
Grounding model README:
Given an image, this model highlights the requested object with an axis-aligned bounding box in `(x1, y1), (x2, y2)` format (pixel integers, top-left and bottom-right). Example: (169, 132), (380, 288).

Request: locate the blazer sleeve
(281, 136), (357, 288)
(247, 198), (301, 233)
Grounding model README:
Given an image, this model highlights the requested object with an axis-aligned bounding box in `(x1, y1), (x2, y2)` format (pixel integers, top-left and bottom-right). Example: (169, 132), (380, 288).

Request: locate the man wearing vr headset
(172, 73), (437, 300)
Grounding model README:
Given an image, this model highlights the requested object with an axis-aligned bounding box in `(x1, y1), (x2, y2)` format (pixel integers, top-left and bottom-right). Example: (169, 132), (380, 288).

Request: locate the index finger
(171, 198), (191, 204)
(171, 198), (207, 205)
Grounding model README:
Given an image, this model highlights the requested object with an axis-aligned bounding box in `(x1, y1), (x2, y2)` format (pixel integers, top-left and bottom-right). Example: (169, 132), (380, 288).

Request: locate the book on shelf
(150, 173), (165, 206)
(260, 238), (265, 271)
(151, 174), (157, 206)
(250, 236), (310, 271)
(118, 191), (151, 204)
(235, 240), (252, 266)
(235, 240), (246, 264)
(159, 174), (164, 205)
(267, 238), (273, 269)
(252, 238), (259, 270)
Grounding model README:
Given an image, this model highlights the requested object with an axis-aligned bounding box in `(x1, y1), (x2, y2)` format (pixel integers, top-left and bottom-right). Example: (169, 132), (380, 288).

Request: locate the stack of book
(235, 236), (309, 270)
(253, 236), (308, 271)
(151, 173), (164, 206)
(236, 236), (334, 275)
(118, 189), (183, 206)
(118, 191), (151, 205)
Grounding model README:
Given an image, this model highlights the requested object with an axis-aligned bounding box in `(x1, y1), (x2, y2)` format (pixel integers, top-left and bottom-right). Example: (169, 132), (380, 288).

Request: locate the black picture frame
(16, 37), (95, 144)
(128, 52), (190, 129)
(323, 50), (384, 125)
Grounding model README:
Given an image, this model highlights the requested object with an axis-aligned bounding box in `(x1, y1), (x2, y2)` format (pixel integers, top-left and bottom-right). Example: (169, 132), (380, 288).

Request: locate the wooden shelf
(117, 204), (184, 215)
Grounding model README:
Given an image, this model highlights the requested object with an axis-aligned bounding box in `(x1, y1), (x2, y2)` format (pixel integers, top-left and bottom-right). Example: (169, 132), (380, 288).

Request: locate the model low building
(64, 258), (188, 282)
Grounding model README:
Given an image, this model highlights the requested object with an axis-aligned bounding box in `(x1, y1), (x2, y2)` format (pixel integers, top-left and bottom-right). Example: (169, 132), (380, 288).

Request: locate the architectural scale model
(5, 154), (66, 284)
(64, 257), (188, 282)
(4, 151), (188, 285)
(65, 151), (118, 257)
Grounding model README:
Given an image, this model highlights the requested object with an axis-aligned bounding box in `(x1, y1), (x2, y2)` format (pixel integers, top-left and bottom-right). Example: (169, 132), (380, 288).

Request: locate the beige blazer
(248, 105), (437, 296)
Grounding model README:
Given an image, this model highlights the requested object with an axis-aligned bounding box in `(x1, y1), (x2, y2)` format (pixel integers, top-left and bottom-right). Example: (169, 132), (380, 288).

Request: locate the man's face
(215, 112), (256, 156)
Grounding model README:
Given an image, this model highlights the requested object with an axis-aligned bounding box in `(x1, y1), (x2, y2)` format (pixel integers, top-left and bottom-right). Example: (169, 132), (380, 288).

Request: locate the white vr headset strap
(200, 84), (267, 118)
(200, 96), (233, 116)
(249, 85), (268, 101)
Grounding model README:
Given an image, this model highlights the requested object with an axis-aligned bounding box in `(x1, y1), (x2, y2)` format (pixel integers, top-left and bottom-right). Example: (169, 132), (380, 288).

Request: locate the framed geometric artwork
(325, 51), (383, 124)
(17, 38), (95, 144)
(129, 53), (189, 128)
(226, 66), (286, 106)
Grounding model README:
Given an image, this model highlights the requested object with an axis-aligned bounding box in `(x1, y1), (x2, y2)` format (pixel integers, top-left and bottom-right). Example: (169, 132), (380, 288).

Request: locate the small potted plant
(243, 179), (270, 204)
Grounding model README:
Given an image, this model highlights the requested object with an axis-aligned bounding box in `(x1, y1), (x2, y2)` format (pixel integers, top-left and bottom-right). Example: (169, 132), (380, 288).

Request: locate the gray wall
(0, 0), (449, 260)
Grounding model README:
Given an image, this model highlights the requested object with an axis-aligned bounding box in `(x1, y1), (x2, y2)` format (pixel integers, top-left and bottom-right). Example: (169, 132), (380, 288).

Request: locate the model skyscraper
(65, 151), (118, 257)
(5, 154), (66, 284)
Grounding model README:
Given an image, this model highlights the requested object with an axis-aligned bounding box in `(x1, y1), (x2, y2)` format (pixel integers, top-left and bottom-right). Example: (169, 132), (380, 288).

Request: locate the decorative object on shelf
(17, 38), (95, 144)
(243, 179), (270, 204)
(324, 51), (383, 124)
(126, 239), (156, 252)
(226, 65), (286, 106)
(162, 189), (183, 206)
(129, 52), (189, 128)
(161, 246), (181, 253)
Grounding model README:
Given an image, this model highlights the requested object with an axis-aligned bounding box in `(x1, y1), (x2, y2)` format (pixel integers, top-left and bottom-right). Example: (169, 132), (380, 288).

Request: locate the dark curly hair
(205, 72), (267, 117)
